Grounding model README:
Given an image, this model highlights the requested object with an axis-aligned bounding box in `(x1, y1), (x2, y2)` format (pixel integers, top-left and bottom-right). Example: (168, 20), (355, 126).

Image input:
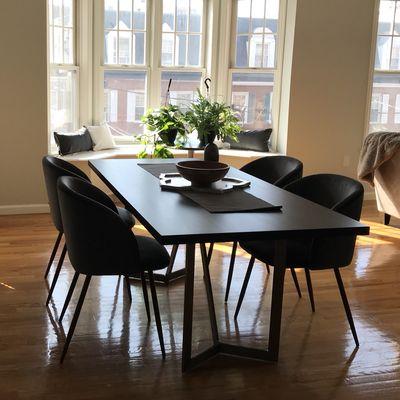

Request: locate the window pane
(162, 33), (174, 65)
(251, 0), (265, 33)
(104, 0), (147, 65)
(134, 32), (145, 64)
(236, 35), (249, 67)
(189, 0), (202, 32)
(234, 0), (280, 68)
(104, 70), (147, 136)
(369, 73), (400, 132)
(134, 0), (146, 29)
(53, 0), (62, 26)
(161, 71), (201, 111)
(64, 28), (73, 64)
(104, 0), (118, 29)
(163, 0), (175, 29)
(391, 36), (400, 70)
(53, 26), (63, 63)
(119, 0), (132, 29)
(177, 0), (189, 32)
(161, 0), (203, 67)
(188, 35), (200, 66)
(63, 0), (73, 27)
(237, 0), (250, 34)
(104, 31), (118, 64)
(50, 69), (77, 132)
(375, 36), (392, 69)
(119, 30), (132, 64)
(231, 73), (274, 130)
(175, 34), (187, 65)
(378, 0), (395, 35)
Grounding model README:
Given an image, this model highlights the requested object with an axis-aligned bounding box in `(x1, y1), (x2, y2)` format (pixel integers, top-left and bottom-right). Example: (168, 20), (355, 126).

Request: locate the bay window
(48, 0), (286, 146)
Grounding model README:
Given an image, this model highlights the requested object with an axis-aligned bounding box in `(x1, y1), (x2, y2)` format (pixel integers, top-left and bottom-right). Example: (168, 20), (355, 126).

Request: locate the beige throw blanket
(358, 131), (400, 186)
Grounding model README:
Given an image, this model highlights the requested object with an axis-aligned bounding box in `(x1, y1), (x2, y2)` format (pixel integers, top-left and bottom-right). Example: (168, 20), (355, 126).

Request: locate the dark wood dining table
(89, 158), (370, 372)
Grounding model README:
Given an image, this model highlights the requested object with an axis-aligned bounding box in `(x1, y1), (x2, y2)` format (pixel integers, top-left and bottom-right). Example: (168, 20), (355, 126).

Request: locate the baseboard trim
(0, 204), (50, 215)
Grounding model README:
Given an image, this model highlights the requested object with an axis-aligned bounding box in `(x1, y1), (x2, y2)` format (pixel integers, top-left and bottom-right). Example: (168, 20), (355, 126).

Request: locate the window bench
(58, 144), (279, 193)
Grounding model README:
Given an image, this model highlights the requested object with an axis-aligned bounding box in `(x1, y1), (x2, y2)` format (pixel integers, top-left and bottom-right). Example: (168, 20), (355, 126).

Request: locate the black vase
(204, 142), (219, 162)
(199, 133), (216, 147)
(159, 129), (178, 146)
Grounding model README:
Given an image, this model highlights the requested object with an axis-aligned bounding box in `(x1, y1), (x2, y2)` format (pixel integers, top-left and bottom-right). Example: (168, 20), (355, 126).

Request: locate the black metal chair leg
(234, 256), (255, 320)
(225, 241), (238, 302)
(46, 244), (67, 306)
(334, 268), (359, 347)
(207, 243), (214, 266)
(304, 268), (315, 312)
(384, 213), (391, 226)
(266, 264), (270, 274)
(140, 272), (151, 322)
(290, 268), (302, 298)
(124, 275), (132, 303)
(60, 275), (91, 363)
(59, 272), (80, 322)
(44, 232), (63, 279)
(148, 271), (166, 359)
(165, 244), (179, 278)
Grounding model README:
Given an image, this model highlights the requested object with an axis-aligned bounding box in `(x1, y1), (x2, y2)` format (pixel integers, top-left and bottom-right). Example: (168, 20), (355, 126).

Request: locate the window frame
(47, 0), (80, 150)
(227, 0), (287, 150)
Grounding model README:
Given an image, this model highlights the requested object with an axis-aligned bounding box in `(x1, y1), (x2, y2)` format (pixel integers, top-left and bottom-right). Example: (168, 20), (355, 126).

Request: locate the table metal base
(182, 241), (286, 372)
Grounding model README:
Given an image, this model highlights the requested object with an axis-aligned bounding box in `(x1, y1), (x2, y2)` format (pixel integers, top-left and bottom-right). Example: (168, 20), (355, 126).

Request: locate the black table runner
(138, 162), (281, 213)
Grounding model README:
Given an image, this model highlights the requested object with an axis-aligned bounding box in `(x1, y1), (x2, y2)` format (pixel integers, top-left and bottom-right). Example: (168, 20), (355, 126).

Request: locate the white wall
(0, 0), (48, 213)
(285, 0), (376, 178)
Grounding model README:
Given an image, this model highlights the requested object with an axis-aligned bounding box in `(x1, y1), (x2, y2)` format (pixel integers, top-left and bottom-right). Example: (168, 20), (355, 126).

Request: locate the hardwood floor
(0, 201), (399, 399)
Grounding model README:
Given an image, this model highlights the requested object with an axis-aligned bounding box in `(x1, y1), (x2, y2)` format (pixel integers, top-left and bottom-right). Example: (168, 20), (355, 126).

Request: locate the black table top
(89, 159), (370, 245)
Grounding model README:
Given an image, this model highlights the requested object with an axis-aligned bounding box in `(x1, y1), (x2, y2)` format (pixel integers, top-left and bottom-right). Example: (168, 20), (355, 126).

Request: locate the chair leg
(60, 275), (91, 363)
(234, 256), (256, 320)
(304, 268), (315, 312)
(44, 232), (63, 279)
(140, 272), (151, 322)
(59, 272), (80, 323)
(148, 271), (166, 359)
(290, 268), (302, 298)
(165, 244), (179, 277)
(225, 241), (238, 302)
(46, 244), (67, 306)
(266, 264), (270, 274)
(124, 275), (132, 303)
(207, 243), (214, 266)
(384, 213), (391, 226)
(334, 268), (359, 347)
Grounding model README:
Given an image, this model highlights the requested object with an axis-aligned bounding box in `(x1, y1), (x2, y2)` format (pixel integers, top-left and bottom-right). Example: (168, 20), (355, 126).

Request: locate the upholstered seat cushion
(136, 236), (170, 270)
(117, 207), (135, 228)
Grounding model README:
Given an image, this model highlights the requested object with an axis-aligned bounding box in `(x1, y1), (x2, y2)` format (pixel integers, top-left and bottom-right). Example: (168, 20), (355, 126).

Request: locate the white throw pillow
(86, 124), (116, 151)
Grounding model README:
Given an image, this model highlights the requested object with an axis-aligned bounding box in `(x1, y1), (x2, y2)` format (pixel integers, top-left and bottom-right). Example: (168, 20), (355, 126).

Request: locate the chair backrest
(240, 156), (303, 188)
(284, 174), (364, 268)
(57, 176), (140, 276)
(42, 156), (90, 232)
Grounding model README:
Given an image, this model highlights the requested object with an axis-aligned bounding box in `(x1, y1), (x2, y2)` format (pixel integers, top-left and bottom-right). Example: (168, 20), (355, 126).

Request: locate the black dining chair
(42, 156), (135, 306)
(224, 155), (304, 302)
(234, 174), (364, 346)
(57, 176), (170, 362)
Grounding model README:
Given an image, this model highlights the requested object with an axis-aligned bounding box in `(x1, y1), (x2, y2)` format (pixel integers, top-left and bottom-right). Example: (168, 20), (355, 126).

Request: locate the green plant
(141, 105), (186, 144)
(184, 90), (240, 143)
(137, 133), (174, 159)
